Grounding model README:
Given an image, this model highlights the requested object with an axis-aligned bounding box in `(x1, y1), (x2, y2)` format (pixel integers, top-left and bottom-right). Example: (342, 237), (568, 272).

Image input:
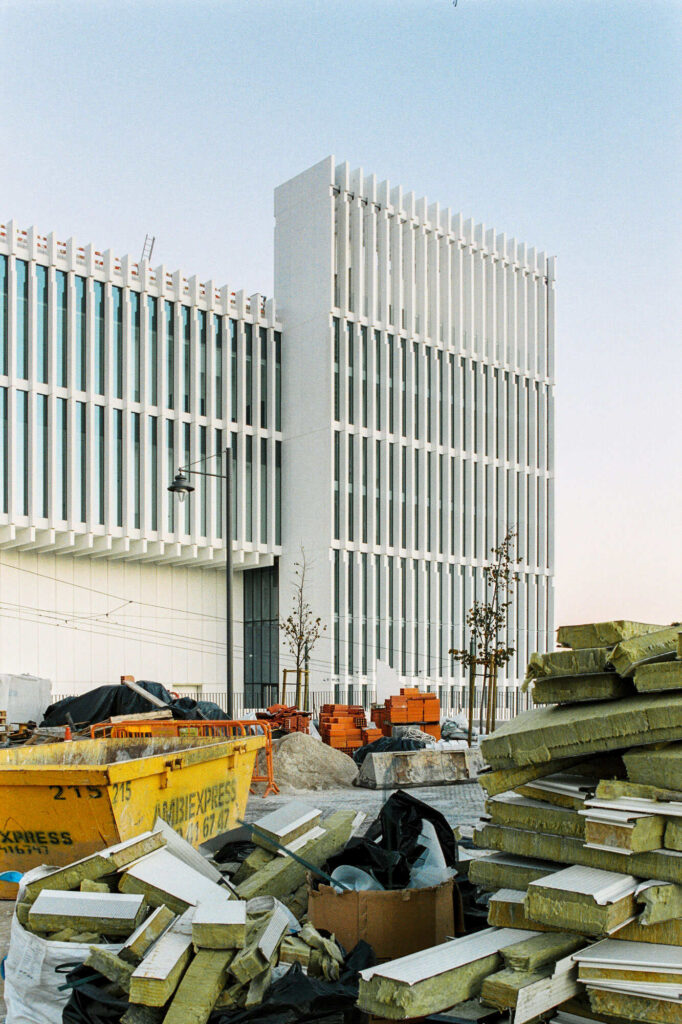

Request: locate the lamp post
(168, 446), (234, 719)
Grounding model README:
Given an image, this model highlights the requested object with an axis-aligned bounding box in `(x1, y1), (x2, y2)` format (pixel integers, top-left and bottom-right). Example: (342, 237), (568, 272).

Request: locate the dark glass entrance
(243, 562), (279, 708)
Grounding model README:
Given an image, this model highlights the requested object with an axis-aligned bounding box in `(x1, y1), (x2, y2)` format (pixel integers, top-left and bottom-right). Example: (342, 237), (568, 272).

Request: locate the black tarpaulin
(325, 789), (458, 888)
(41, 680), (225, 728)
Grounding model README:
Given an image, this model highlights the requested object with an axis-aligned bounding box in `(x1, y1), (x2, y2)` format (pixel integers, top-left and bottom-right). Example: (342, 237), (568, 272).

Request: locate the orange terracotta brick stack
(319, 704), (368, 756)
(370, 687), (441, 740)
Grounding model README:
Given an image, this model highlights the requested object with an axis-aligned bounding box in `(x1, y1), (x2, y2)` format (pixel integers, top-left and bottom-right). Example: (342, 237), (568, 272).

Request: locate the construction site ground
(0, 778), (484, 1020)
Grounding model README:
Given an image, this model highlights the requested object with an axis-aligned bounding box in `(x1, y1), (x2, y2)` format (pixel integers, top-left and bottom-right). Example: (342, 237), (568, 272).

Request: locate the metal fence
(52, 684), (530, 730)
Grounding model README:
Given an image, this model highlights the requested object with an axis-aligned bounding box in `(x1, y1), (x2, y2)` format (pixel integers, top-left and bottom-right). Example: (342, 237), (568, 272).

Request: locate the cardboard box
(308, 877), (456, 961)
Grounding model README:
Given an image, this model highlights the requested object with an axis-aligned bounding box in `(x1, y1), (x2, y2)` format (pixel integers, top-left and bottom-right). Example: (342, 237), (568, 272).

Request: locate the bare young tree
(451, 527), (519, 741)
(280, 547), (326, 708)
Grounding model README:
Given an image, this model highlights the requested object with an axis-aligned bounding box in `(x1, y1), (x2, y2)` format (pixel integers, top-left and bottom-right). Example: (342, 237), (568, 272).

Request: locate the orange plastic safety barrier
(90, 718), (279, 797)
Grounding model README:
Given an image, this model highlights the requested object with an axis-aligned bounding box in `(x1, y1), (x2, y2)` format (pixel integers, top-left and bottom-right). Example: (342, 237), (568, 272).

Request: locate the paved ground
(244, 779), (485, 832)
(0, 780), (485, 1018)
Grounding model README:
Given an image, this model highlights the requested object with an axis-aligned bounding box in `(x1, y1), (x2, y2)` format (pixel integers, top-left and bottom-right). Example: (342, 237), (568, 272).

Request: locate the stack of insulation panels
(464, 619), (682, 1024)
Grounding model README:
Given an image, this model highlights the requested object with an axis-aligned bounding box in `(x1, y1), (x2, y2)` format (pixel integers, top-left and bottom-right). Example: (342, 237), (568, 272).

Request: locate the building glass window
(414, 448), (419, 547)
(114, 408), (123, 527)
(374, 330), (381, 430)
(95, 405), (105, 525)
(214, 315), (223, 419)
(388, 334), (394, 433)
(361, 326), (368, 428)
(333, 550), (340, 675)
(76, 402), (87, 523)
(333, 431), (340, 540)
(260, 327), (268, 428)
(15, 260), (28, 380)
(413, 342), (420, 440)
(182, 306), (191, 413)
(438, 350), (444, 446)
(450, 355), (456, 449)
(388, 556), (394, 668)
(347, 436), (354, 541)
(375, 439), (381, 545)
(182, 422), (191, 533)
(16, 390), (28, 515)
(347, 555), (354, 675)
(439, 453), (444, 555)
(75, 275), (86, 392)
(275, 331), (281, 431)
(260, 437), (267, 544)
(200, 425), (207, 537)
(165, 301), (175, 409)
(245, 434), (253, 542)
(400, 557), (407, 676)
(231, 437), (238, 540)
(427, 348), (432, 443)
(401, 445), (406, 548)
(131, 291), (141, 403)
(375, 554), (381, 658)
(215, 429), (223, 539)
(333, 318), (340, 421)
(149, 416), (158, 531)
(427, 453), (432, 552)
(112, 286), (123, 399)
(0, 256), (7, 375)
(94, 281), (105, 395)
(388, 443), (394, 547)
(362, 435), (368, 544)
(413, 559), (419, 674)
(199, 311), (207, 417)
(347, 322), (354, 424)
(400, 338), (406, 438)
(275, 439), (281, 545)
(0, 387), (7, 512)
(132, 412), (141, 529)
(37, 394), (48, 518)
(37, 265), (49, 385)
(166, 420), (175, 532)
(245, 323), (253, 426)
(148, 297), (158, 406)
(58, 398), (68, 520)
(230, 319), (238, 422)
(362, 552), (368, 675)
(243, 564), (279, 708)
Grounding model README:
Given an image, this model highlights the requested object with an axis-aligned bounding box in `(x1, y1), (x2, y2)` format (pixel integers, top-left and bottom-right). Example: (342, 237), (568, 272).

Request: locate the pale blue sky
(2, 0), (680, 625)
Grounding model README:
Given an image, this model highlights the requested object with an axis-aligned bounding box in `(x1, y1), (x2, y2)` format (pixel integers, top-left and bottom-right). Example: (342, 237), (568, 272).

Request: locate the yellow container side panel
(0, 735), (263, 881)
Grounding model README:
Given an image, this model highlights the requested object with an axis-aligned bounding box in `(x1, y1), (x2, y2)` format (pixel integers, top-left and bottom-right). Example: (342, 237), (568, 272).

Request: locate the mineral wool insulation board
(359, 928), (539, 985)
(572, 938), (682, 970)
(122, 848), (232, 907)
(528, 866), (637, 904)
(29, 890), (145, 930)
(252, 801), (322, 847)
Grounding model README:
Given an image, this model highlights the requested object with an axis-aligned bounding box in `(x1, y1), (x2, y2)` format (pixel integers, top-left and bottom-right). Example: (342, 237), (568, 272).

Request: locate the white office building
(0, 156), (554, 710)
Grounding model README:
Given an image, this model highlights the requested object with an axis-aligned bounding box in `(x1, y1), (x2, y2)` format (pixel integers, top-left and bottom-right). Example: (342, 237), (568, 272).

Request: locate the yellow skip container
(0, 734), (264, 893)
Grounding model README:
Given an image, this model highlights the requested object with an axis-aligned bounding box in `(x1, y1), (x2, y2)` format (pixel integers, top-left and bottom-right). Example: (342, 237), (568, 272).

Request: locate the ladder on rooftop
(140, 234), (155, 263)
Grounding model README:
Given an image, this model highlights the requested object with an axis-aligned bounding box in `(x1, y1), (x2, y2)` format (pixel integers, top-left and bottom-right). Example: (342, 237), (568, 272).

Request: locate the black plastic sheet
(209, 942), (375, 1024)
(42, 680), (225, 728)
(325, 789), (458, 888)
(61, 964), (129, 1024)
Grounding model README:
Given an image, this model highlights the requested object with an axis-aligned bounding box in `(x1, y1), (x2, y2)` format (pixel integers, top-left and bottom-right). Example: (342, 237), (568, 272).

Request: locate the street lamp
(168, 447), (234, 719)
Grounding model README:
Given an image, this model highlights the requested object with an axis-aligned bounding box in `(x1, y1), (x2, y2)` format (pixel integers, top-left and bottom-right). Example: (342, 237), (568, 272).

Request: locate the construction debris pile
(4, 802), (372, 1024)
(257, 704), (311, 735)
(467, 619), (682, 1023)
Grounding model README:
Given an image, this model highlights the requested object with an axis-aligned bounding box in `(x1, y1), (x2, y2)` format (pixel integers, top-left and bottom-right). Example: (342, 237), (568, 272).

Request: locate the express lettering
(153, 779), (236, 828)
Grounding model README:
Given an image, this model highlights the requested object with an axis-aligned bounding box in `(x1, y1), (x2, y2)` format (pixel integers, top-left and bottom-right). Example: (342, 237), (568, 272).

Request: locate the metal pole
(467, 638), (476, 747)
(224, 447), (234, 719)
